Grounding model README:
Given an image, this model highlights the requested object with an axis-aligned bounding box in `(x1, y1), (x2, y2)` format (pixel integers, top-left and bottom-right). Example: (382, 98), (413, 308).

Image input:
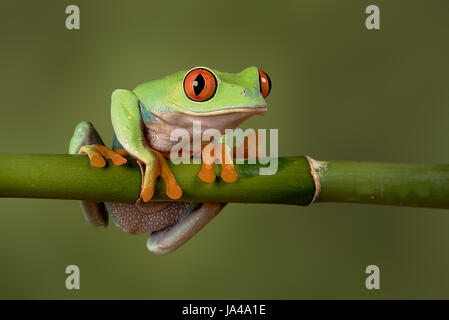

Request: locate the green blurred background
(0, 0), (448, 299)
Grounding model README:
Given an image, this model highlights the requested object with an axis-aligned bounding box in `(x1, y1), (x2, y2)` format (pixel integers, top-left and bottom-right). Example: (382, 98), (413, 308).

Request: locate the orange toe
(221, 165), (238, 183)
(198, 164), (216, 183)
(160, 162), (182, 200)
(110, 154), (128, 166)
(141, 187), (154, 203)
(98, 146), (127, 166)
(166, 182), (182, 200)
(90, 152), (107, 168)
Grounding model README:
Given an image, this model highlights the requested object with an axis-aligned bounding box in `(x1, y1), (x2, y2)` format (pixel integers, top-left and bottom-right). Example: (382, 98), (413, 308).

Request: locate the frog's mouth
(178, 106), (267, 117)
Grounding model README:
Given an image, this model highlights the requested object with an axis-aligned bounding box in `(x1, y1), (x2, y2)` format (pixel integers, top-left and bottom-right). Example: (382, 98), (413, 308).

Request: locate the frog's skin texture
(69, 66), (270, 254)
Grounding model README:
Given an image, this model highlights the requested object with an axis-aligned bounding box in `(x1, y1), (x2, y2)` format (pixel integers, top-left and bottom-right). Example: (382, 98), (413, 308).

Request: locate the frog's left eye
(184, 68), (217, 102)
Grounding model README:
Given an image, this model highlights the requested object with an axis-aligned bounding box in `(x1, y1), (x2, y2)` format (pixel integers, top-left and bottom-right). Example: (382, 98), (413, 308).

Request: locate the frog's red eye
(258, 70), (271, 98)
(184, 68), (217, 102)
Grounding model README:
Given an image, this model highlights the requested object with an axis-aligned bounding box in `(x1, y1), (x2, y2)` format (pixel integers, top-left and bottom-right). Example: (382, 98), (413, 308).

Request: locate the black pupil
(193, 74), (205, 96)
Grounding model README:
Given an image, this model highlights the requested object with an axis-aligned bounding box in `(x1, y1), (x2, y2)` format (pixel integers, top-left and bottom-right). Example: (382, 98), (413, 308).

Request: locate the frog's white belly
(144, 109), (263, 152)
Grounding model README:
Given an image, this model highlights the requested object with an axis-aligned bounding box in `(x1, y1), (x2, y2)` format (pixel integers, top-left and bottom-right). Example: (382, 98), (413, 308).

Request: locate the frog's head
(134, 66), (271, 133)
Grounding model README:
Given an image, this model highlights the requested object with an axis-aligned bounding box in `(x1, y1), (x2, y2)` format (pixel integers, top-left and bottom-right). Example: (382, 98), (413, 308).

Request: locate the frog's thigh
(69, 121), (108, 228)
(104, 201), (200, 235)
(147, 202), (227, 255)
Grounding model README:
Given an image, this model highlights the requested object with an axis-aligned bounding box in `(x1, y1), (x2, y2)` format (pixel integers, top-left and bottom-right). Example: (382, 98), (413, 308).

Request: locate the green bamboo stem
(0, 154), (448, 209)
(317, 161), (449, 209)
(0, 154), (315, 205)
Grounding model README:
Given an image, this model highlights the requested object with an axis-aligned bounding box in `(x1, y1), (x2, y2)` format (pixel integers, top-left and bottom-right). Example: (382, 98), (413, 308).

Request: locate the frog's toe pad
(166, 182), (182, 200)
(140, 187), (155, 203)
(90, 151), (107, 168)
(198, 164), (216, 183)
(220, 165), (238, 183)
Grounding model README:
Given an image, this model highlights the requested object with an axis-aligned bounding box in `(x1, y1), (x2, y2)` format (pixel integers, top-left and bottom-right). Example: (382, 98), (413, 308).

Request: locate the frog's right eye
(258, 70), (271, 98)
(184, 68), (217, 102)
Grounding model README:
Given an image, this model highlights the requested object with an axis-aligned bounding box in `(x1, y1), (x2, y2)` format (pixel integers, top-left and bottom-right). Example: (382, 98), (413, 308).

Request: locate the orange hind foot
(79, 145), (128, 167)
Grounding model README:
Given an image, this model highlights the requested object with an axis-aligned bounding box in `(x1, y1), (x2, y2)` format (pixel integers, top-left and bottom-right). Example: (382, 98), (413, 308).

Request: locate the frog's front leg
(198, 131), (263, 183)
(111, 89), (182, 202)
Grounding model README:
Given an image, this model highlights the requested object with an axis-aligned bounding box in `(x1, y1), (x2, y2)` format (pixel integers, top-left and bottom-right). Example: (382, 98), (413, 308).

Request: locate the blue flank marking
(140, 101), (154, 122)
(112, 133), (123, 149)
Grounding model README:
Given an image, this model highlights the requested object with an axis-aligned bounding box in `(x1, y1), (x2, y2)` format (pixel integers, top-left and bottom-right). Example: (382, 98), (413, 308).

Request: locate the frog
(68, 66), (271, 254)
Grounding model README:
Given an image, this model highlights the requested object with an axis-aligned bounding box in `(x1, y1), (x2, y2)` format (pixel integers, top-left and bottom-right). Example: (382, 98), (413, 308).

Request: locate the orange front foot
(198, 142), (238, 184)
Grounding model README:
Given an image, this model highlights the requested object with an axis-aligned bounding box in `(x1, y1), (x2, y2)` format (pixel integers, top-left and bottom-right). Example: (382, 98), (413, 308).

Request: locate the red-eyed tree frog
(69, 66), (271, 254)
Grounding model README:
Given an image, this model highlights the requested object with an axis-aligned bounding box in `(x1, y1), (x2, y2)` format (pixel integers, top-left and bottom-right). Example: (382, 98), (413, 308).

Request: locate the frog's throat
(142, 107), (266, 152)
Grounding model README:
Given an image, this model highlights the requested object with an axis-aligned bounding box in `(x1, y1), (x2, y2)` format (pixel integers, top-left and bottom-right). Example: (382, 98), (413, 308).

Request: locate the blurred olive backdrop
(0, 0), (448, 299)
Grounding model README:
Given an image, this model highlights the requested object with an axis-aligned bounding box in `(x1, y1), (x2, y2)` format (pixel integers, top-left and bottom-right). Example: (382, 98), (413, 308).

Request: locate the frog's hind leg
(146, 202), (226, 255)
(104, 201), (201, 235)
(69, 121), (112, 228)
